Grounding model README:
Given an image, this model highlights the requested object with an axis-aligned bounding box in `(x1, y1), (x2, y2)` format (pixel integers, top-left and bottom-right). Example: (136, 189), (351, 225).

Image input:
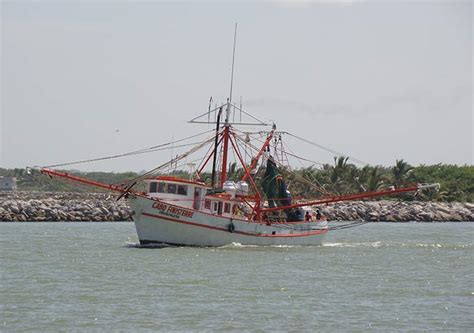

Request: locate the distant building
(0, 176), (17, 191)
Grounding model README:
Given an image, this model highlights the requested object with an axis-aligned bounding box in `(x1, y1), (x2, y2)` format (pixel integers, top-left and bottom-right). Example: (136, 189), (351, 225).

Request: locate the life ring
(228, 222), (235, 233)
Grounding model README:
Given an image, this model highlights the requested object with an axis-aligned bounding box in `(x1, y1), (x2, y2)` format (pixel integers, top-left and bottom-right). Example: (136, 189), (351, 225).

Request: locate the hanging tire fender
(228, 220), (235, 233)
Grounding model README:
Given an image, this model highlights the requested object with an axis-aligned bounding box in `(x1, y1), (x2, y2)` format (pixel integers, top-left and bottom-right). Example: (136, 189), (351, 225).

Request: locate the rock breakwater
(318, 200), (473, 222)
(0, 191), (133, 222)
(0, 191), (473, 222)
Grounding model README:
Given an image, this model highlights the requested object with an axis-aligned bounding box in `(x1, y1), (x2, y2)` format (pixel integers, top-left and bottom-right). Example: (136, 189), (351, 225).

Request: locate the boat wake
(399, 242), (472, 249)
(322, 241), (472, 249)
(125, 241), (301, 249)
(323, 241), (382, 248)
(218, 242), (298, 249)
(124, 242), (176, 249)
(125, 241), (471, 250)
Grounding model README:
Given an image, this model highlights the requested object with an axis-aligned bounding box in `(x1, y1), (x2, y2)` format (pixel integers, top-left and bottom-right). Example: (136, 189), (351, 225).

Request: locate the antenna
(188, 23), (268, 127)
(240, 96), (242, 122)
(229, 22), (237, 103)
(208, 96), (213, 123)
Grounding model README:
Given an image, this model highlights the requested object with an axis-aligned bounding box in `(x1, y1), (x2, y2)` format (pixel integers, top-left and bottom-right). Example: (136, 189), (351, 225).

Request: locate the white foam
(124, 241), (173, 249)
(322, 241), (382, 248)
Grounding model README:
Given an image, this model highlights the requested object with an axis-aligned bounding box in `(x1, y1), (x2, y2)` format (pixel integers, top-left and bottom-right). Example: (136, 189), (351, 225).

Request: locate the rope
(285, 132), (370, 166)
(327, 221), (370, 231)
(39, 129), (215, 169)
(235, 129), (370, 166)
(270, 220), (369, 232)
(236, 130), (324, 167)
(121, 135), (216, 187)
(234, 133), (331, 196)
(281, 140), (331, 196)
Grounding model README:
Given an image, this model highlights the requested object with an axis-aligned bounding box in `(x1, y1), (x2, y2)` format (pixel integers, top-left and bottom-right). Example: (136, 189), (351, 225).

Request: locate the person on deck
(305, 211), (311, 221)
(316, 209), (322, 220)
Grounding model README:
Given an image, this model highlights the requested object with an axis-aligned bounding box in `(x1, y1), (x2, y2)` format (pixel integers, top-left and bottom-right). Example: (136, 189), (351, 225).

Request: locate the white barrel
(236, 181), (249, 195)
(223, 181), (237, 198)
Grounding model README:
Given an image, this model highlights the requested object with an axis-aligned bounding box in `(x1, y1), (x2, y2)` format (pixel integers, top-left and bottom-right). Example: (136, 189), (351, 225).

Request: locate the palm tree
(367, 166), (386, 191)
(331, 156), (349, 184)
(330, 156), (359, 194)
(392, 159), (413, 189)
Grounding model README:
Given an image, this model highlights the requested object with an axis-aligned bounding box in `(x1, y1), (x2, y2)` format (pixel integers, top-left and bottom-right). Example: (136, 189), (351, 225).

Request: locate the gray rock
(10, 205), (20, 214)
(1, 191), (473, 222)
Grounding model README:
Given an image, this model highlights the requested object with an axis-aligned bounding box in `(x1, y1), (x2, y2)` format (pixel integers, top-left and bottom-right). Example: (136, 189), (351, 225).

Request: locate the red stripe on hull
(141, 212), (327, 238)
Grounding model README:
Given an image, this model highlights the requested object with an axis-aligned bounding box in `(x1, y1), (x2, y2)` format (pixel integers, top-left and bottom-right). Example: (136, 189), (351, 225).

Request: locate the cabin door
(193, 188), (202, 210)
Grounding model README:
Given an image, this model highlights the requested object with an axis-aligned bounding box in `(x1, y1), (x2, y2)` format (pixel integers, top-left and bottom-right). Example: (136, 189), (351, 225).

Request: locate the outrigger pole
(261, 183), (441, 214)
(40, 168), (140, 195)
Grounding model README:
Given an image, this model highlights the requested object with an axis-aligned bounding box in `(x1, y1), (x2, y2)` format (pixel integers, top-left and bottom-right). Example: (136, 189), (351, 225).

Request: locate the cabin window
(167, 184), (177, 194)
(193, 188), (202, 210)
(177, 185), (188, 196)
(157, 183), (166, 193)
(224, 203), (231, 214)
(213, 202), (218, 212)
(204, 199), (211, 209)
(149, 182), (157, 193)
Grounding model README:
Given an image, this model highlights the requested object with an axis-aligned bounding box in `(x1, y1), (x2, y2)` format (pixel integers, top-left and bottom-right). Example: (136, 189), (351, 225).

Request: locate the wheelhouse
(145, 176), (208, 210)
(145, 176), (248, 219)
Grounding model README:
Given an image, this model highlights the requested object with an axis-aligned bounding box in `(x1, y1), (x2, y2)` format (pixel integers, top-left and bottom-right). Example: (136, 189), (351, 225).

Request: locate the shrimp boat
(40, 97), (435, 246)
(39, 27), (437, 247)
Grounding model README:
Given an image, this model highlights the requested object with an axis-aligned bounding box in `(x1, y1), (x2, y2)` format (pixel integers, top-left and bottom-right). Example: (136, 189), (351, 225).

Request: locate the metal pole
(229, 22), (237, 103)
(211, 107), (223, 188)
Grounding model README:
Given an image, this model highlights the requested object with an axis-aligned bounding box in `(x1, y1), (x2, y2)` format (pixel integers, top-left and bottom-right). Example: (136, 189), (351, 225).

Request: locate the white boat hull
(129, 196), (327, 247)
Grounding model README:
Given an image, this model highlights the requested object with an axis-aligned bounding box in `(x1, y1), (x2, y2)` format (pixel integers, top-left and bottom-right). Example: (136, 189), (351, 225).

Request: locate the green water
(1, 222), (473, 332)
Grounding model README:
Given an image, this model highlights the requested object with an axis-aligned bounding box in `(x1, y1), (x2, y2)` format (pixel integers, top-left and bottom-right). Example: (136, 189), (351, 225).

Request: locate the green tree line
(1, 159), (473, 202)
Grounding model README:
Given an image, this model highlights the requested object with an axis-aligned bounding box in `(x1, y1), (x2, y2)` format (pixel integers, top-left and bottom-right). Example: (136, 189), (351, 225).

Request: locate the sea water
(1, 222), (472, 332)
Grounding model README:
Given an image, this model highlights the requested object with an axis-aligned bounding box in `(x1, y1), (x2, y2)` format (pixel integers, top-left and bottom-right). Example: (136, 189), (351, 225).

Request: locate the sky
(1, 0), (472, 172)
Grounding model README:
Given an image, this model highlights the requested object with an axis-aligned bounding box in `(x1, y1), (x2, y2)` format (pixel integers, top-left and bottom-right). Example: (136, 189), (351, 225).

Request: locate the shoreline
(1, 191), (473, 222)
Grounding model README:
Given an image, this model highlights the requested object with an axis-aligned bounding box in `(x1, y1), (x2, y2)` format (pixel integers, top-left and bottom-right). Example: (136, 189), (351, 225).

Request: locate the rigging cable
(281, 141), (332, 196)
(38, 129), (216, 169)
(233, 134), (331, 197)
(112, 135), (217, 190)
(235, 132), (324, 170)
(284, 132), (371, 166)
(327, 221), (370, 231)
(236, 131), (336, 197)
(270, 220), (369, 232)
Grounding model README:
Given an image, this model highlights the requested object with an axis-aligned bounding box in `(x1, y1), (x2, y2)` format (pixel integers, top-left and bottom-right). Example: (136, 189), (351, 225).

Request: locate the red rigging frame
(40, 161), (431, 224)
(40, 120), (439, 223)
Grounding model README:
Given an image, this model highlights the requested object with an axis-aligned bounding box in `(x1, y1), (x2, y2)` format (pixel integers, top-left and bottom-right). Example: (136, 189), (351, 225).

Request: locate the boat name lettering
(152, 202), (194, 218)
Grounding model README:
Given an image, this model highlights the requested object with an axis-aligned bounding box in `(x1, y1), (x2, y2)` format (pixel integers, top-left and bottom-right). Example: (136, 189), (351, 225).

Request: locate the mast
(187, 22), (267, 189)
(220, 23), (238, 187)
(211, 107), (223, 188)
(220, 110), (230, 187)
